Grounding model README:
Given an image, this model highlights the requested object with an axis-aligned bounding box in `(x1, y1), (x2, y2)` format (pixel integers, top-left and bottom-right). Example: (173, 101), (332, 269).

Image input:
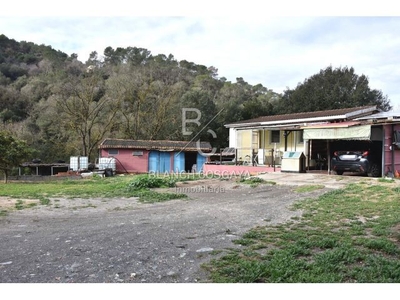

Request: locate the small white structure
(281, 152), (306, 173)
(97, 157), (116, 171)
(70, 156), (89, 171)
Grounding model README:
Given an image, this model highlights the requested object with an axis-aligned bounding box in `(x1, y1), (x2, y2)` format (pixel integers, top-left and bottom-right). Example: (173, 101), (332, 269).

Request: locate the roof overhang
(300, 121), (361, 129)
(225, 106), (379, 129)
(303, 124), (371, 140)
(234, 124), (303, 131)
(226, 115), (347, 129)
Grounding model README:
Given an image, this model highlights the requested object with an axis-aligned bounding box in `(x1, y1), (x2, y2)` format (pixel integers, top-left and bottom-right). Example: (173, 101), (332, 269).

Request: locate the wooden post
(235, 148), (238, 165)
(284, 130), (287, 151)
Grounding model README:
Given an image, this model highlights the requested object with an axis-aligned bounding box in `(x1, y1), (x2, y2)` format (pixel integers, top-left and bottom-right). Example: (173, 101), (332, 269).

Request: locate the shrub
(128, 175), (177, 190)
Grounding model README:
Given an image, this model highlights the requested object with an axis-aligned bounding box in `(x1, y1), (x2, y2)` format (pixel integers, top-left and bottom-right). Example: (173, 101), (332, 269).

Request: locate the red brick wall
(384, 124), (400, 176)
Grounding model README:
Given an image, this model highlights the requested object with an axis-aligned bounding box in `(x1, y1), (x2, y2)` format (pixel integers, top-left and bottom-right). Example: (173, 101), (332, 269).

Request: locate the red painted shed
(98, 139), (212, 174)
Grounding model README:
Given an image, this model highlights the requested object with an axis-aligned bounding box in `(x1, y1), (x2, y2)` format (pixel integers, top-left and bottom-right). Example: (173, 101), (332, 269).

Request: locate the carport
(302, 122), (384, 176)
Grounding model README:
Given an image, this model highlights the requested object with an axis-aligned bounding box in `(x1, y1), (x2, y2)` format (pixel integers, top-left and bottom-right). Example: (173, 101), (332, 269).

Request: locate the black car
(331, 141), (381, 177)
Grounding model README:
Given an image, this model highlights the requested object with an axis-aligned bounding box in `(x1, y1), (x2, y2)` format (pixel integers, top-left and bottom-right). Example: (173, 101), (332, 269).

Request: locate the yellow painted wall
(259, 130), (305, 152)
(236, 129), (307, 165)
(236, 130), (252, 160)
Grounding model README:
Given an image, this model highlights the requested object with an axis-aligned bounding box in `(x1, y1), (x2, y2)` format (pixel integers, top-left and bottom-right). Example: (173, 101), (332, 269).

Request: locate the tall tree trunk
(4, 170), (8, 184)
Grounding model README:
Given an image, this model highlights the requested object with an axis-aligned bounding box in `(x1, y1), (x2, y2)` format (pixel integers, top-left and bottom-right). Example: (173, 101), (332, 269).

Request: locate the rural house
(203, 106), (400, 177)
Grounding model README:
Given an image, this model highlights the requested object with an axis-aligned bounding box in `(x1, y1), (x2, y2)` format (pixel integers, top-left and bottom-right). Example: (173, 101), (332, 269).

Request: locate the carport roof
(356, 110), (400, 122)
(99, 138), (213, 152)
(303, 124), (372, 140)
(300, 121), (362, 129)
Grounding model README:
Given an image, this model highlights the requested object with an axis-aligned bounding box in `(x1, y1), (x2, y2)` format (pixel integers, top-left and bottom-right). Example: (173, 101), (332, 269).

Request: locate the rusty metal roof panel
(99, 139), (212, 152)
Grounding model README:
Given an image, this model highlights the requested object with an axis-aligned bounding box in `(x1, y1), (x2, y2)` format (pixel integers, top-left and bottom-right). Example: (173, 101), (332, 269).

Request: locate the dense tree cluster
(0, 34), (392, 163)
(0, 130), (33, 182)
(275, 66), (391, 114)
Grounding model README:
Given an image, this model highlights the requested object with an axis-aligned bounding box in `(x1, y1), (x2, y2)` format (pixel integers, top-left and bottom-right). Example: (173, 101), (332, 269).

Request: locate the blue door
(148, 151), (160, 173)
(173, 152), (185, 173)
(159, 152), (171, 173)
(196, 153), (207, 173)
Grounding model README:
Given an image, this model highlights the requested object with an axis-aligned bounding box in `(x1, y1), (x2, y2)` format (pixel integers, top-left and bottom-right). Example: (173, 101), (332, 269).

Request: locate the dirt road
(0, 177), (347, 283)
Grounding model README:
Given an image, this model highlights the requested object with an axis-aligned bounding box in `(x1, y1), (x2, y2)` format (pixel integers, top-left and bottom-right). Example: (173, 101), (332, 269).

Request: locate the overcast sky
(2, 1), (400, 109)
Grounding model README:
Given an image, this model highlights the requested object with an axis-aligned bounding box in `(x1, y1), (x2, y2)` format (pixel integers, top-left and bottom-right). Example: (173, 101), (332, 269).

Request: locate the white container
(79, 156), (89, 170)
(70, 156), (79, 171)
(70, 156), (89, 171)
(98, 157), (116, 171)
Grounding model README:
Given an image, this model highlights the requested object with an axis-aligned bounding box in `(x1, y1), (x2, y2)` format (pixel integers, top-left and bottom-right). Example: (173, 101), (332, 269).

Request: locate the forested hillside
(0, 34), (392, 163)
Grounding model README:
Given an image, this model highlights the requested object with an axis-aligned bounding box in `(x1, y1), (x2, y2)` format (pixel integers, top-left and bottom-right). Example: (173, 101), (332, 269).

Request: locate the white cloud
(2, 1), (400, 16)
(1, 14), (400, 108)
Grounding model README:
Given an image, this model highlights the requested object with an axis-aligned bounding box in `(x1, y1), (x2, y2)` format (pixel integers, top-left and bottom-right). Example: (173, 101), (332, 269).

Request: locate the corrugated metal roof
(20, 163), (69, 167)
(356, 110), (400, 120)
(99, 138), (213, 152)
(300, 121), (362, 129)
(226, 106), (378, 128)
(221, 147), (236, 156)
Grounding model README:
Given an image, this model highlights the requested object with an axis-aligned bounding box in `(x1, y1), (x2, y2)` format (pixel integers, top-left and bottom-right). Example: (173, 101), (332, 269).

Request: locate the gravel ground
(0, 178), (333, 283)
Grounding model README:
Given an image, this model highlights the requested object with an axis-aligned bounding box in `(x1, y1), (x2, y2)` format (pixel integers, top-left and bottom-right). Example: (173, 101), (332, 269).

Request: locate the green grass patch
(39, 197), (51, 206)
(133, 190), (187, 203)
(13, 199), (38, 210)
(0, 176), (133, 199)
(0, 174), (191, 204)
(127, 175), (177, 189)
(392, 186), (400, 193)
(15, 200), (25, 210)
(294, 185), (325, 193)
(378, 178), (396, 183)
(237, 176), (276, 187)
(204, 182), (400, 283)
(126, 175), (187, 203)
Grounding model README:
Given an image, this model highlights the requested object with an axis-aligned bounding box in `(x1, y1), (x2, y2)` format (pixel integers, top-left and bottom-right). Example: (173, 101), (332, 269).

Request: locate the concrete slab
(257, 171), (398, 189)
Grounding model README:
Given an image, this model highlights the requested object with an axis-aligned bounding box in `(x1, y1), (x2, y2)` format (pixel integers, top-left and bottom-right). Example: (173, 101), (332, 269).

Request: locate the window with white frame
(270, 130), (280, 144)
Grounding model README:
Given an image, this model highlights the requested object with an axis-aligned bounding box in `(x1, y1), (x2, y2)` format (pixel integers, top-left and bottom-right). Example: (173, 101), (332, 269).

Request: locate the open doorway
(309, 139), (329, 170)
(185, 152), (197, 172)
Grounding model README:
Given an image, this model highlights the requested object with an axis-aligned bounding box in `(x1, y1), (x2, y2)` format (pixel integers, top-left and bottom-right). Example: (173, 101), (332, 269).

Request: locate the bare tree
(55, 69), (120, 161)
(106, 65), (184, 140)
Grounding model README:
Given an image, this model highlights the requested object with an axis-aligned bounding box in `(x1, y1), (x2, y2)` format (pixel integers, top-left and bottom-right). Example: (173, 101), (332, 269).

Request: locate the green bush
(128, 175), (177, 190)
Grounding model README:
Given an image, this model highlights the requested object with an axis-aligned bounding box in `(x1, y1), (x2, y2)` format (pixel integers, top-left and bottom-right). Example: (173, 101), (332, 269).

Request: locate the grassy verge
(294, 185), (325, 193)
(0, 174), (188, 206)
(204, 182), (400, 283)
(0, 176), (133, 199)
(126, 174), (187, 203)
(237, 176), (276, 187)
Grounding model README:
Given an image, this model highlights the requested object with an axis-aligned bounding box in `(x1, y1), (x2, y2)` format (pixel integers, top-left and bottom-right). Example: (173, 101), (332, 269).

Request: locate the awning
(303, 124), (371, 140)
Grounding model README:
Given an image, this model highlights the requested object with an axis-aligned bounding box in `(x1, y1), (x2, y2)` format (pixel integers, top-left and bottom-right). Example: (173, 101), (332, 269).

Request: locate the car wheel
(335, 170), (344, 175)
(368, 163), (380, 177)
